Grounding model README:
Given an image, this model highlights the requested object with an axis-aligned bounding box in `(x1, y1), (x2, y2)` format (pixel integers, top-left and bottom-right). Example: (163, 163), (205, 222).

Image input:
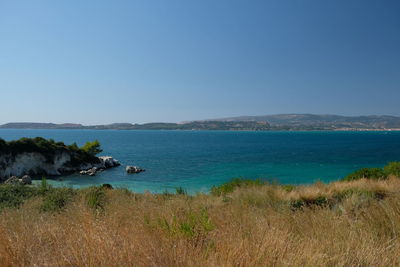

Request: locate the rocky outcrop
(4, 175), (32, 185)
(80, 167), (99, 176)
(126, 166), (145, 174)
(78, 156), (120, 176)
(0, 137), (121, 182)
(0, 152), (73, 179)
(21, 175), (32, 184)
(99, 156), (120, 168)
(0, 152), (120, 181)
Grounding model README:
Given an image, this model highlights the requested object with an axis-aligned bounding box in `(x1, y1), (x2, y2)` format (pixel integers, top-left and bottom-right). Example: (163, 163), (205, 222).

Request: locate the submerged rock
(126, 166), (145, 174)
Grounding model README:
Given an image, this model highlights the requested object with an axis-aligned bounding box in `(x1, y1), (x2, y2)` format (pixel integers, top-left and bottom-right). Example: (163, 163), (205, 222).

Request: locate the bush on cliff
(0, 137), (101, 165)
(0, 137), (65, 156)
(81, 140), (103, 156)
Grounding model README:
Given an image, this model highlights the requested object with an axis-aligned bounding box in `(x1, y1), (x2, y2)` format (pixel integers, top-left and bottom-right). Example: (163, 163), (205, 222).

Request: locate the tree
(81, 140), (102, 156)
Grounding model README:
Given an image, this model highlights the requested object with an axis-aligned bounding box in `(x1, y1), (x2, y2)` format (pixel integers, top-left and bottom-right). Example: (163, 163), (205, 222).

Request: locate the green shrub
(81, 140), (103, 156)
(342, 168), (387, 181)
(282, 184), (296, 192)
(384, 162), (400, 177)
(158, 208), (215, 239)
(175, 187), (187, 195)
(85, 186), (107, 210)
(211, 178), (265, 196)
(38, 177), (51, 195)
(40, 187), (75, 212)
(290, 196), (329, 210)
(0, 184), (39, 210)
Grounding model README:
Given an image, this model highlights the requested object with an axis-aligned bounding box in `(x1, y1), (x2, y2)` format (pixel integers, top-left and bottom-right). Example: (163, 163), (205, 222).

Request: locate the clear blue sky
(1, 0), (399, 124)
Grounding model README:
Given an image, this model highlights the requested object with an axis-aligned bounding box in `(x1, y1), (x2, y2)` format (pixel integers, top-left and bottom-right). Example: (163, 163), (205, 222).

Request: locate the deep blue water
(1, 129), (400, 193)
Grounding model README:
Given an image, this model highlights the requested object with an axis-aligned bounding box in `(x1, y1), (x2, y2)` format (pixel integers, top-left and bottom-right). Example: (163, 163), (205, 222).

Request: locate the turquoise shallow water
(1, 129), (400, 193)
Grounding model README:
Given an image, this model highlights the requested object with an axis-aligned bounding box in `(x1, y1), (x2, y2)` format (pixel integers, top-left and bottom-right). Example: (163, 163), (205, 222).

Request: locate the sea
(1, 129), (400, 194)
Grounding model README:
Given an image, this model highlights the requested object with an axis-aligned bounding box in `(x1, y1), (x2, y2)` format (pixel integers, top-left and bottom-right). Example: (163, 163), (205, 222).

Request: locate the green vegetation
(384, 162), (400, 177)
(0, 137), (76, 158)
(282, 184), (296, 192)
(0, 178), (75, 212)
(156, 208), (215, 241)
(40, 187), (76, 212)
(211, 178), (265, 196)
(342, 161), (400, 181)
(175, 187), (187, 195)
(0, 184), (39, 210)
(0, 178), (109, 213)
(85, 186), (107, 211)
(80, 140), (103, 156)
(343, 167), (387, 181)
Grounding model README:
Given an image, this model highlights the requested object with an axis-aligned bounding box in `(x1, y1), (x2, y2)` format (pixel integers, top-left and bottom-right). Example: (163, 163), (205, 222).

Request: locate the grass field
(0, 175), (400, 266)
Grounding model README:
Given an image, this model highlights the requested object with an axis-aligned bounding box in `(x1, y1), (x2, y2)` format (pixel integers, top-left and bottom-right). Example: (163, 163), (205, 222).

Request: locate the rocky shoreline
(0, 137), (147, 183)
(1, 156), (148, 184)
(0, 155), (121, 183)
(79, 156), (121, 176)
(4, 175), (32, 185)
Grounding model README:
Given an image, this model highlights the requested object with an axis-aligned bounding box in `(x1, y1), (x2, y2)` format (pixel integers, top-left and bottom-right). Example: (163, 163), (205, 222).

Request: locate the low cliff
(0, 137), (118, 181)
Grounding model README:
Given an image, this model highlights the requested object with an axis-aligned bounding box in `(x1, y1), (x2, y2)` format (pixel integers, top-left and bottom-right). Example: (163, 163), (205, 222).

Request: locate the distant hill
(1, 114), (400, 130)
(0, 123), (83, 129)
(210, 114), (400, 129)
(0, 121), (271, 131)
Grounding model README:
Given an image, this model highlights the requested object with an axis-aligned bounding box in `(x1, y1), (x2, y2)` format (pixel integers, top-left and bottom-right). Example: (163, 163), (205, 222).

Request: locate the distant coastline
(333, 128), (400, 131)
(2, 114), (400, 131)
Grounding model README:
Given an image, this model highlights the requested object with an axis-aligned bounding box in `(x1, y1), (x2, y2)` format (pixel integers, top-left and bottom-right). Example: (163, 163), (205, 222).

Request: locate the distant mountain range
(1, 114), (400, 131)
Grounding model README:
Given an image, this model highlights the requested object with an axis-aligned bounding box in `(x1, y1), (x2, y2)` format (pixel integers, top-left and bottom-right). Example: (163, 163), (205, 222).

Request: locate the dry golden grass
(1, 178), (400, 266)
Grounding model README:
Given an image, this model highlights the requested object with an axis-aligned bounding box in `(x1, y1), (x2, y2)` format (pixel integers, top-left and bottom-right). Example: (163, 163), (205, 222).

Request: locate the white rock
(99, 156), (120, 168)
